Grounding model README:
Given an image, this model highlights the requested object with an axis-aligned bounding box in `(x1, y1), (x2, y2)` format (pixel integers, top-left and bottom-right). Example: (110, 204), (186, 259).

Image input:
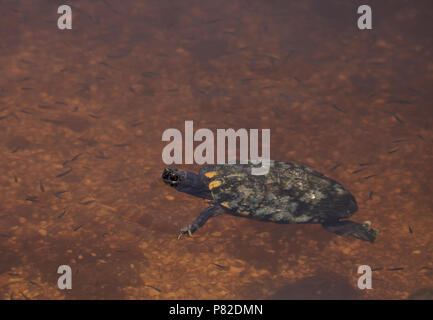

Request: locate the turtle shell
(199, 161), (358, 224)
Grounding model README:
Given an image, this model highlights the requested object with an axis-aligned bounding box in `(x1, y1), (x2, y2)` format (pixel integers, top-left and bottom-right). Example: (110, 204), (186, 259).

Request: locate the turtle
(161, 161), (378, 242)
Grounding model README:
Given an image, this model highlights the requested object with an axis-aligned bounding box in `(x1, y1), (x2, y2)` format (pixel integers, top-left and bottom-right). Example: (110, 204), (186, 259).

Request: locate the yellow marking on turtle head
(204, 171), (218, 178)
(209, 180), (222, 190)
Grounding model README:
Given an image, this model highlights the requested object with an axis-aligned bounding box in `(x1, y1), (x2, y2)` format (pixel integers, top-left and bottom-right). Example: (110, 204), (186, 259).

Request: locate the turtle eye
(162, 168), (183, 187)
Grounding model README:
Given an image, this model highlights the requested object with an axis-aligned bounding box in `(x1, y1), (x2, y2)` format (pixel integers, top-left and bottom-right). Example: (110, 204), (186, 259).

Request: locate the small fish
(387, 267), (404, 271)
(53, 190), (68, 198)
(25, 196), (38, 202)
(70, 153), (82, 162)
(420, 266), (433, 271)
(73, 224), (83, 232)
(211, 263), (229, 270)
(95, 153), (109, 159)
(79, 200), (95, 205)
(372, 267), (383, 271)
(58, 209), (66, 219)
(331, 104), (344, 113)
(40, 181), (45, 192)
(364, 174), (377, 180)
(63, 153), (82, 167)
(146, 285), (161, 293)
(329, 163), (341, 171)
(11, 146), (20, 153)
(56, 167), (72, 178)
(359, 162), (371, 167)
(392, 114), (404, 124)
(408, 226), (413, 234)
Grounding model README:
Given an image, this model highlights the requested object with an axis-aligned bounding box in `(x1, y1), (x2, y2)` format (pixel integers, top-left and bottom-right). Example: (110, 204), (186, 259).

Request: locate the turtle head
(162, 167), (186, 188)
(161, 167), (213, 200)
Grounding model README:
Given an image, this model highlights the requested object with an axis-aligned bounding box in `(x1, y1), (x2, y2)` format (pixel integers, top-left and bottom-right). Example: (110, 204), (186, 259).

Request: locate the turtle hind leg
(178, 205), (225, 239)
(322, 219), (378, 243)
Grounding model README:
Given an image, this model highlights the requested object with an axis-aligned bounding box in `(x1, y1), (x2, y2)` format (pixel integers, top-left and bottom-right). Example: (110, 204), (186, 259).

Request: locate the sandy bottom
(0, 0), (432, 299)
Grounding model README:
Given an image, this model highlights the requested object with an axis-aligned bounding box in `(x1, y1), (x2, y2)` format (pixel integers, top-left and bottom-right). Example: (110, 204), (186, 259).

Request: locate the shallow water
(0, 0), (432, 299)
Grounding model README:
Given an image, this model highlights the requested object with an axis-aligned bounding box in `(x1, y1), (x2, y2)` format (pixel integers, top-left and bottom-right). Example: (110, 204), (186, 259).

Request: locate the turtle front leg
(322, 219), (378, 243)
(178, 206), (224, 239)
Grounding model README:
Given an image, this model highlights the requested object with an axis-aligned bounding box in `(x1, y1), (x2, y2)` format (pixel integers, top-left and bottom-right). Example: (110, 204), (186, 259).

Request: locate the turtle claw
(177, 225), (193, 240)
(362, 220), (371, 228)
(362, 220), (379, 235)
